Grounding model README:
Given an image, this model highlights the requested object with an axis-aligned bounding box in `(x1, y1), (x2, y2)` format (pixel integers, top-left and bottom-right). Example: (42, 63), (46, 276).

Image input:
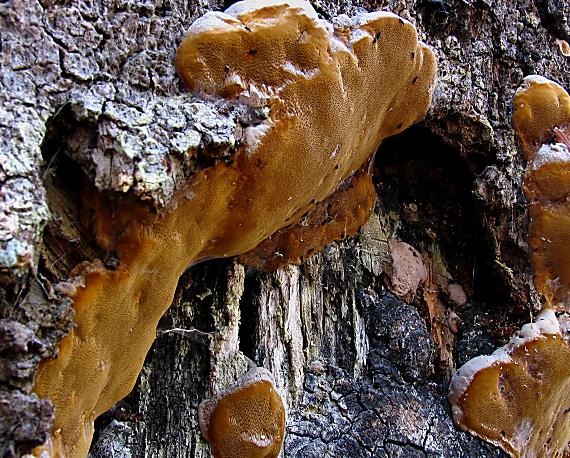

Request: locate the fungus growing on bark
(449, 308), (570, 458)
(450, 75), (570, 457)
(527, 200), (570, 305)
(514, 76), (570, 305)
(524, 142), (570, 203)
(198, 365), (285, 458)
(448, 283), (467, 306)
(32, 1), (437, 456)
(556, 39), (570, 57)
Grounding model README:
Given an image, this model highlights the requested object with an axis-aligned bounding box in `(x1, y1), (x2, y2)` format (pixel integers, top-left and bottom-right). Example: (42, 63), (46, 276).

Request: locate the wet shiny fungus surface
(515, 76), (570, 306)
(513, 75), (570, 160)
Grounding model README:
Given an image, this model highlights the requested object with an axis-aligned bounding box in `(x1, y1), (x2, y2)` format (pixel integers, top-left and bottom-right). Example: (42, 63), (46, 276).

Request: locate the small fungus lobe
(513, 75), (570, 161)
(198, 366), (285, 458)
(387, 239), (428, 298)
(556, 39), (570, 57)
(447, 283), (467, 306)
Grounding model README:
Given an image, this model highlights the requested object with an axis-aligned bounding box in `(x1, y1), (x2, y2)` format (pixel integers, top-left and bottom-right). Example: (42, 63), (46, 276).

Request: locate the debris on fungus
(32, 0), (437, 456)
(198, 364), (286, 458)
(449, 308), (570, 458)
(514, 76), (570, 306)
(524, 142), (570, 203)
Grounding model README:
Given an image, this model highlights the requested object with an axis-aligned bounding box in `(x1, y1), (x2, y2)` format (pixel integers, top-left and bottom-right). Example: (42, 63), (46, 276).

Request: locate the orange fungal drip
(239, 166), (376, 271)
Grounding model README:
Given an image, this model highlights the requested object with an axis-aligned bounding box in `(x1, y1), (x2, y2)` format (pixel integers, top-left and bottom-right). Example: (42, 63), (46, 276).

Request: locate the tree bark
(1, 0), (569, 456)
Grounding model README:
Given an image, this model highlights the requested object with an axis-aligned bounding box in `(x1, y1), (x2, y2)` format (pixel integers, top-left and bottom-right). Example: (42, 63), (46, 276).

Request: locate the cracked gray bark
(1, 0), (569, 457)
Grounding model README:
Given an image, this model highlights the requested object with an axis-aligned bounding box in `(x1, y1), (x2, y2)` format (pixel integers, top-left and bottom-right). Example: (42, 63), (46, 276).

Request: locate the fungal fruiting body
(198, 366), (285, 458)
(449, 309), (570, 458)
(515, 76), (570, 306)
(386, 239), (428, 298)
(32, 1), (437, 456)
(448, 76), (570, 458)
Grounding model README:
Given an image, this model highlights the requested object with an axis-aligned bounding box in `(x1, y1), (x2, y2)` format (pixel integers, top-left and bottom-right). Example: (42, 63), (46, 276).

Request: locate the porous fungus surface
(198, 366), (285, 458)
(515, 76), (570, 306)
(450, 75), (570, 458)
(449, 309), (570, 458)
(32, 1), (437, 456)
(513, 75), (570, 160)
(525, 143), (570, 202)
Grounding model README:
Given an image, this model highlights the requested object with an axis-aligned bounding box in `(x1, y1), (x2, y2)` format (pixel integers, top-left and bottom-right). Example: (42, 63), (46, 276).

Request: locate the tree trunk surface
(1, 0), (569, 456)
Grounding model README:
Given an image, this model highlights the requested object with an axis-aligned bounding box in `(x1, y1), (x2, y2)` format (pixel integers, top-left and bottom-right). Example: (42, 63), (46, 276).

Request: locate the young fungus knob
(387, 239), (428, 298)
(32, 1), (436, 455)
(198, 366), (285, 458)
(449, 308), (570, 458)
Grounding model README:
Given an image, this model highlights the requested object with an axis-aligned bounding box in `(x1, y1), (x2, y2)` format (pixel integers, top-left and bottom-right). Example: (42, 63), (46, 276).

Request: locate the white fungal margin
(448, 308), (562, 426)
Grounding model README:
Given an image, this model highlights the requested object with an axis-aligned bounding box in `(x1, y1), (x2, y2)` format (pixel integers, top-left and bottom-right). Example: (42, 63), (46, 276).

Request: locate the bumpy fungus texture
(198, 366), (285, 458)
(449, 309), (570, 458)
(238, 166), (376, 271)
(449, 76), (570, 457)
(514, 76), (570, 305)
(33, 1), (436, 456)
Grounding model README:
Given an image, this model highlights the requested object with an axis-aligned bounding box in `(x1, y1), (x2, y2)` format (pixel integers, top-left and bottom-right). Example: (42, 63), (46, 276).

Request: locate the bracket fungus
(32, 1), (436, 456)
(449, 76), (570, 458)
(449, 308), (570, 458)
(198, 365), (286, 458)
(514, 76), (570, 306)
